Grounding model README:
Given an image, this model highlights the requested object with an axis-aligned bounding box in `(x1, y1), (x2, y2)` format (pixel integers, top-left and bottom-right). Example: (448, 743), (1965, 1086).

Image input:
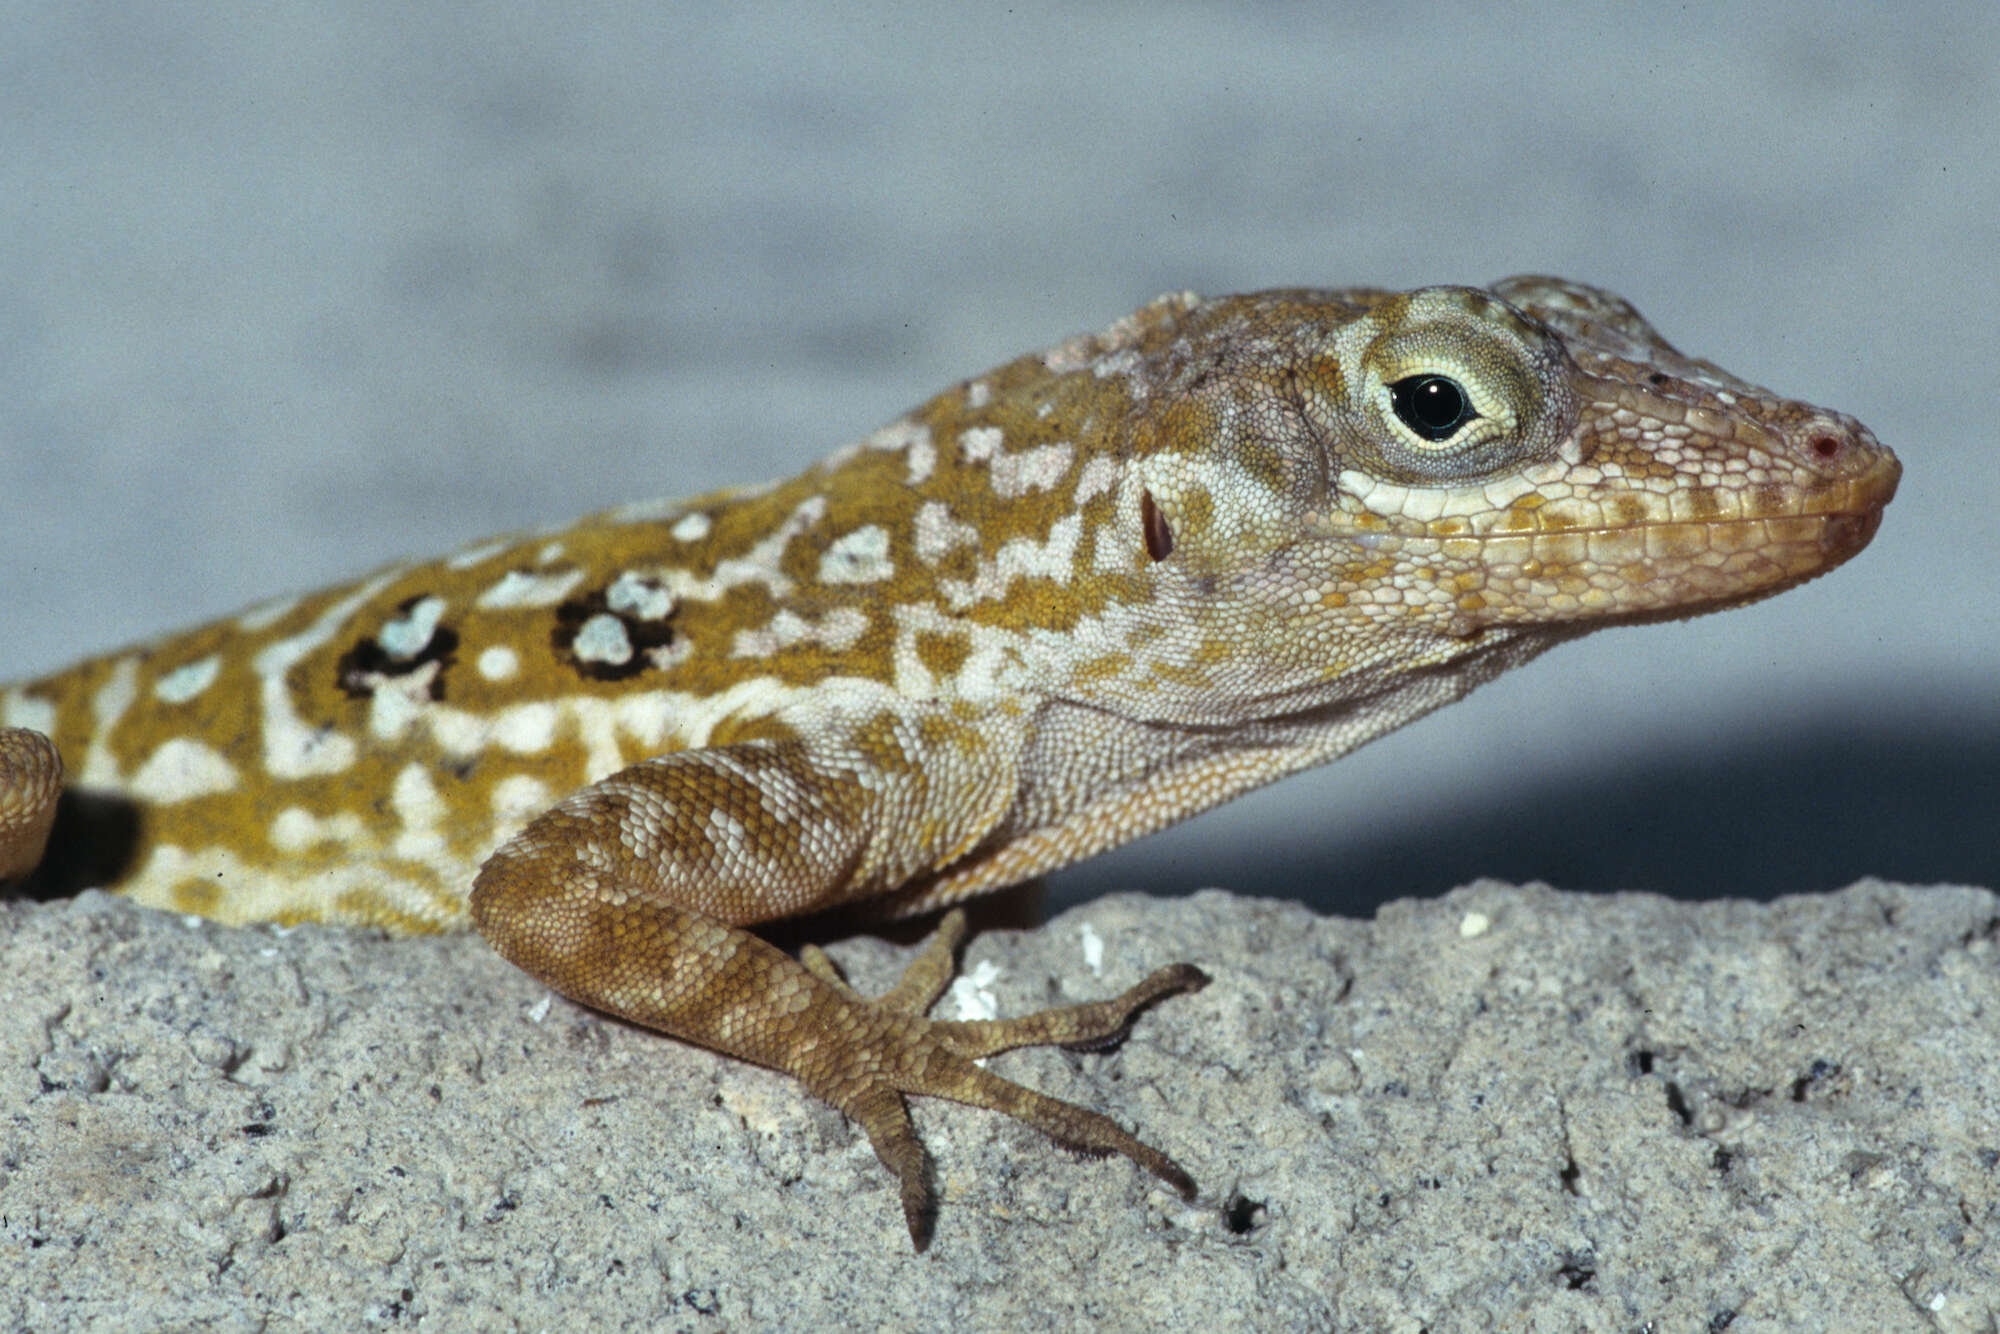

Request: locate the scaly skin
(0, 278), (1898, 1248)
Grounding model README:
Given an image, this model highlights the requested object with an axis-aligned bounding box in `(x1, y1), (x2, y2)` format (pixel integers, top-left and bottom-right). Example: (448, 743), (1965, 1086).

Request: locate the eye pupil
(1389, 374), (1475, 442)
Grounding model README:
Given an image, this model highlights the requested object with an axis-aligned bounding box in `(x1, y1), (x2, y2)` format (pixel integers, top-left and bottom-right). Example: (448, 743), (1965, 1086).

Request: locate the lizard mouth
(1319, 456), (1898, 557)
(1307, 448), (1902, 634)
(1812, 499), (1889, 563)
(1495, 475), (1896, 628)
(1616, 445), (1899, 574)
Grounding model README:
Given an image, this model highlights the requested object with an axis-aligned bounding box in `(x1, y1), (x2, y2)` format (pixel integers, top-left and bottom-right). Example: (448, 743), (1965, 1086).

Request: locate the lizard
(0, 277), (1899, 1249)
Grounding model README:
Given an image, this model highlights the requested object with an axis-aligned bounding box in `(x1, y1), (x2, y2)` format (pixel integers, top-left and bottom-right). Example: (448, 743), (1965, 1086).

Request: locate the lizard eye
(1388, 374), (1479, 443)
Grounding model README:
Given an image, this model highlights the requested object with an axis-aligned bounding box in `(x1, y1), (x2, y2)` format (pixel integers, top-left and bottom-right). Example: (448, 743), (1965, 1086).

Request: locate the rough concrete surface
(2, 881), (1995, 1332)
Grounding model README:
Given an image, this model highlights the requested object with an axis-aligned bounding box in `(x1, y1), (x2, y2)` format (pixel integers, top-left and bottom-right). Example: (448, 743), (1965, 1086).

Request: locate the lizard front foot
(799, 908), (1209, 1248)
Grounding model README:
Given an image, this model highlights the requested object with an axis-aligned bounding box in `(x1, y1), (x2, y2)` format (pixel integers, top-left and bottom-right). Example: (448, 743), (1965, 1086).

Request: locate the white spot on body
(1459, 910), (1492, 939)
(129, 738), (241, 803)
(573, 614), (635, 666)
(913, 501), (979, 563)
(236, 595), (301, 632)
(1073, 456), (1120, 505)
(493, 702), (561, 754)
(377, 596), (447, 661)
(446, 538), (511, 571)
(254, 572), (401, 779)
(490, 774), (554, 824)
(965, 380), (991, 409)
(537, 542), (566, 565)
(269, 805), (369, 853)
(644, 639), (692, 672)
(600, 496), (684, 524)
(391, 762), (445, 841)
(265, 677), (810, 816)
(388, 762), (481, 886)
(887, 614), (941, 699)
(478, 646), (520, 681)
(78, 658), (141, 785)
(941, 514), (1082, 610)
(610, 691), (675, 751)
(906, 436), (936, 484)
(844, 404), (935, 483)
(818, 525), (894, 584)
(1042, 336), (1094, 374)
(124, 840), (470, 932)
(154, 655), (222, 705)
(731, 607), (870, 658)
(864, 416), (930, 454)
(91, 658), (139, 731)
(367, 662), (445, 741)
(477, 568), (586, 610)
(1093, 347), (1142, 380)
(607, 572), (675, 621)
(0, 690), (57, 737)
(693, 496), (826, 602)
(989, 442), (1074, 499)
(671, 512), (712, 543)
(949, 635), (1031, 702)
(426, 710), (493, 759)
(959, 426), (1003, 463)
(567, 696), (645, 783)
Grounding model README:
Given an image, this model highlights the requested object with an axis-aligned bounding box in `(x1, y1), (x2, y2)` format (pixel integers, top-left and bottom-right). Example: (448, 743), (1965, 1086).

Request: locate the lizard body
(0, 278), (1897, 1247)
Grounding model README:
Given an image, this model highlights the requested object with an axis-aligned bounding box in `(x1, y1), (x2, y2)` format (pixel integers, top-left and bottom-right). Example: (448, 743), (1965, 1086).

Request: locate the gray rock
(2, 881), (1994, 1332)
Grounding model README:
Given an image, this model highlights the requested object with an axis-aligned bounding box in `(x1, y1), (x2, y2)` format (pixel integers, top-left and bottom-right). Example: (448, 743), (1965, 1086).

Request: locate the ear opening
(1140, 489), (1174, 562)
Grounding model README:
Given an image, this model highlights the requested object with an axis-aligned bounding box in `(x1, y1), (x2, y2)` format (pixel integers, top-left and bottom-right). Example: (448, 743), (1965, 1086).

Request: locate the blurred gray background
(3, 3), (1994, 916)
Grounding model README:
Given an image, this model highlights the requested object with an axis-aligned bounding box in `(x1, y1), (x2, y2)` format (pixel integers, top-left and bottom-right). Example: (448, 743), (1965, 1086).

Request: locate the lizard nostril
(1806, 433), (1844, 462)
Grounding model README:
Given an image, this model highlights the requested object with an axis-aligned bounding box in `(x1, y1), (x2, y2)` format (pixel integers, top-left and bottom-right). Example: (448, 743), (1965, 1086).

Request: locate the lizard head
(1120, 278), (1899, 677)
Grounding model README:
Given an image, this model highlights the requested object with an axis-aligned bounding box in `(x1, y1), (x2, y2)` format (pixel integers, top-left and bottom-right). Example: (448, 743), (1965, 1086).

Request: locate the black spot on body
(336, 595), (459, 699)
(552, 586), (678, 682)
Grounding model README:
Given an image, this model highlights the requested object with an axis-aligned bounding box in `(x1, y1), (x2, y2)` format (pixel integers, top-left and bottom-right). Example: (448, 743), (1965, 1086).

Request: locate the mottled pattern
(0, 279), (1899, 1247)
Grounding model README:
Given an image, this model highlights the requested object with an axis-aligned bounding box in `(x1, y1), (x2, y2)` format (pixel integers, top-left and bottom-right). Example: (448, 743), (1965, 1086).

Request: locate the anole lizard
(0, 278), (1898, 1248)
